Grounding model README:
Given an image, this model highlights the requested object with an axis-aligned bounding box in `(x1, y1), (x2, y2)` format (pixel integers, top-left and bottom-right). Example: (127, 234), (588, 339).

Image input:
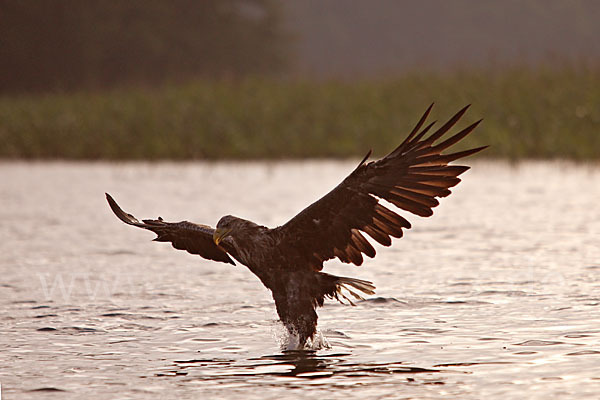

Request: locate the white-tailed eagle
(106, 104), (485, 348)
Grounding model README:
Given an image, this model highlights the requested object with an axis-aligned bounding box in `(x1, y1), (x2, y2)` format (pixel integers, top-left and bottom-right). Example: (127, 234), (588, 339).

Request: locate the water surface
(1, 161), (599, 399)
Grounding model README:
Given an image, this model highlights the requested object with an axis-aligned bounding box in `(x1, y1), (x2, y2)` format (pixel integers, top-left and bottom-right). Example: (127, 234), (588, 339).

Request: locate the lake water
(1, 160), (599, 399)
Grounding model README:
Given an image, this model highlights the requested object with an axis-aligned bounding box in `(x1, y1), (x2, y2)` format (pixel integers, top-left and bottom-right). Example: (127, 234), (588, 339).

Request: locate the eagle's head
(213, 215), (261, 247)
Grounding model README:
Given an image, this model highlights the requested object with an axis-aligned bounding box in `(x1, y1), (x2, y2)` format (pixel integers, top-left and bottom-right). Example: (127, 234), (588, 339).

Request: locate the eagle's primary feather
(106, 104), (486, 348)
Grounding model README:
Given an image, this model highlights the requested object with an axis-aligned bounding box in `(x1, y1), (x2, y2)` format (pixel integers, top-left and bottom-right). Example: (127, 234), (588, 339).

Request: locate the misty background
(0, 0), (598, 159)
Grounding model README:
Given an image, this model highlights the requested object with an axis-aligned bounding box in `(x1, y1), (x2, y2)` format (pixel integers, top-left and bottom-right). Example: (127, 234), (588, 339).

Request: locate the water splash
(273, 323), (331, 350)
(305, 329), (330, 350)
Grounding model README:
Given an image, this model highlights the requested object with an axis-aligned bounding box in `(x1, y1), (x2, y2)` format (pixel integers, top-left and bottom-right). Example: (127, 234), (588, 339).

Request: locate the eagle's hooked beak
(213, 228), (231, 246)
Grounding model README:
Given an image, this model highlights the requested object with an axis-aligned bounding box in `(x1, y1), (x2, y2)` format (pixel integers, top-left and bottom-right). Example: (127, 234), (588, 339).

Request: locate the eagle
(106, 104), (485, 348)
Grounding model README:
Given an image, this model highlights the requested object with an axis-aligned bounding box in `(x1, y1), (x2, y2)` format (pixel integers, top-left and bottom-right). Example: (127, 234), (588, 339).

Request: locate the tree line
(0, 0), (290, 93)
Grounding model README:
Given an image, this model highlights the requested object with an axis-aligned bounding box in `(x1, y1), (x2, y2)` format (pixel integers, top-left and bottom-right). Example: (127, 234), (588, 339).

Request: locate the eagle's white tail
(335, 276), (376, 305)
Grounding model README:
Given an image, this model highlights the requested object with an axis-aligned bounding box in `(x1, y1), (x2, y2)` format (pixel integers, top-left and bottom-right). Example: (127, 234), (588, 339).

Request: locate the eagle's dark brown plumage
(106, 104), (485, 348)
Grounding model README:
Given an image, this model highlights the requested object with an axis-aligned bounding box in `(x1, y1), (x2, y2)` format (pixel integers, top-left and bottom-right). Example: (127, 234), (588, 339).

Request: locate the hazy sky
(284, 0), (600, 77)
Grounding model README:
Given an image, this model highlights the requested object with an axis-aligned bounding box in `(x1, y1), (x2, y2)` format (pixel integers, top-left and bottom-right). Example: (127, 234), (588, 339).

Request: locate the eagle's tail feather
(334, 276), (376, 306)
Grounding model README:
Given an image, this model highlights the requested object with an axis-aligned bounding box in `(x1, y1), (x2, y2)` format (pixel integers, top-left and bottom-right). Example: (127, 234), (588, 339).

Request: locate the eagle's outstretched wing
(106, 193), (235, 265)
(275, 104), (486, 271)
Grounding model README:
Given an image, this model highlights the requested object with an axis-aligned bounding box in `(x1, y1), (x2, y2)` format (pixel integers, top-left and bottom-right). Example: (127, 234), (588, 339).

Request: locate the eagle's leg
(271, 270), (333, 348)
(273, 288), (318, 349)
(271, 271), (375, 349)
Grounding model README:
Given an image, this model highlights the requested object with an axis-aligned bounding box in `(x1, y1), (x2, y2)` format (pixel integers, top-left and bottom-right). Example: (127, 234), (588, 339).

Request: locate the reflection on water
(172, 351), (440, 380)
(1, 161), (600, 399)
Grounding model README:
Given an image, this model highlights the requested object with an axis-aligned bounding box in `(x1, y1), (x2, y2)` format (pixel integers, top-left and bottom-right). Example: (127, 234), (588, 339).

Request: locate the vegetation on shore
(1, 67), (598, 160)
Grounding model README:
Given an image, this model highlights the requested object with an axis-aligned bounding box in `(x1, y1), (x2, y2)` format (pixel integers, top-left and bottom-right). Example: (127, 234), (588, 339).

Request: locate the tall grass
(1, 67), (599, 160)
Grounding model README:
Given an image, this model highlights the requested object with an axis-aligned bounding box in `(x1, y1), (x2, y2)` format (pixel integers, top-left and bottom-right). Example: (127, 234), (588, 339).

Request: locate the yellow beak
(213, 228), (231, 246)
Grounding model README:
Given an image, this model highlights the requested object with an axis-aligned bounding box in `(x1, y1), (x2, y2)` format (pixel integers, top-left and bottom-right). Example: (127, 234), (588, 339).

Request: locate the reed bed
(1, 67), (598, 160)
